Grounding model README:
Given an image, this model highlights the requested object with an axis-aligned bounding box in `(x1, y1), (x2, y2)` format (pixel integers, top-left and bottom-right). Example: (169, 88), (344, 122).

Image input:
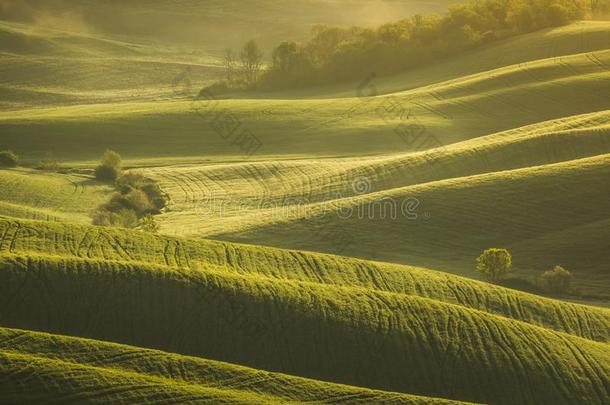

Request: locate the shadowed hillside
(1, 327), (468, 404)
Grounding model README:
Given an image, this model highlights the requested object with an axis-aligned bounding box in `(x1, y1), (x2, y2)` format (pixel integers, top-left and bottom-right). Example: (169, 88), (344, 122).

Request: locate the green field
(1, 217), (609, 404)
(1, 1), (609, 403)
(3, 326), (473, 404)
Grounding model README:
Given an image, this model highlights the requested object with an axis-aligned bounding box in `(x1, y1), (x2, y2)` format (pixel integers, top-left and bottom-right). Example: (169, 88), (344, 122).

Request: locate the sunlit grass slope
(217, 152), (610, 300)
(0, 0), (461, 110)
(1, 216), (609, 341)
(1, 327), (464, 404)
(1, 22), (609, 164)
(0, 168), (112, 223)
(0, 0), (456, 50)
(0, 219), (608, 404)
(145, 110), (610, 236)
(132, 110), (610, 299)
(0, 20), (220, 110)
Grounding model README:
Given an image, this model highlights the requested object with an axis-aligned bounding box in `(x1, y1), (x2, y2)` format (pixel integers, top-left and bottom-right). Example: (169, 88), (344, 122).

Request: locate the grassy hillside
(0, 0), (456, 50)
(1, 21), (609, 164)
(128, 110), (610, 299)
(216, 153), (610, 299)
(0, 168), (112, 223)
(2, 2), (609, 403)
(0, 226), (608, 404)
(0, 0), (460, 110)
(0, 20), (220, 110)
(1, 216), (609, 341)
(1, 327), (465, 404)
(144, 110), (610, 236)
(0, 19), (608, 302)
(274, 20), (610, 99)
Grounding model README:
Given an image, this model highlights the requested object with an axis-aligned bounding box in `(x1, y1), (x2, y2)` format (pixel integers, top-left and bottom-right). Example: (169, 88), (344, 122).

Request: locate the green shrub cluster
(92, 153), (166, 231)
(477, 248), (576, 296)
(94, 149), (122, 182)
(260, 0), (603, 89)
(0, 150), (19, 167)
(35, 152), (60, 171)
(539, 265), (573, 294)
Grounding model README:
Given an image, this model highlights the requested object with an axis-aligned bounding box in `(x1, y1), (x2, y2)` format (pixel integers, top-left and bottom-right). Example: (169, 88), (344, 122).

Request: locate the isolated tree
(95, 149), (122, 182)
(476, 248), (512, 282)
(0, 150), (18, 167)
(240, 40), (264, 86)
(540, 265), (572, 295)
(223, 48), (237, 82)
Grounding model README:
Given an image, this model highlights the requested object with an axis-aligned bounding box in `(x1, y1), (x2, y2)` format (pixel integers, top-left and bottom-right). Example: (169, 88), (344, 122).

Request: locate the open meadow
(1, 0), (609, 404)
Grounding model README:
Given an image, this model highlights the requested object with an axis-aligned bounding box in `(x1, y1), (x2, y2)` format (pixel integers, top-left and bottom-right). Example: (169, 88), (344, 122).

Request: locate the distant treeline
(252, 0), (609, 89)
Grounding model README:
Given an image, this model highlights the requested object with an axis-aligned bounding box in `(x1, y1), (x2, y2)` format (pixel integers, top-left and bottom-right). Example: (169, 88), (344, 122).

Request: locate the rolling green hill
(0, 0), (457, 50)
(0, 0), (460, 110)
(0, 168), (112, 223)
(1, 216), (609, 341)
(0, 20), (220, 110)
(2, 327), (466, 404)
(1, 21), (609, 164)
(144, 110), (610, 236)
(0, 218), (609, 404)
(1, 3), (610, 402)
(216, 153), (610, 299)
(128, 110), (610, 299)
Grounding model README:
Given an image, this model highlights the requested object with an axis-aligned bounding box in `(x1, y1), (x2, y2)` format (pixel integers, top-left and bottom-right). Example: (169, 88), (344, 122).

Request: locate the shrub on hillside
(116, 171), (147, 193)
(115, 172), (167, 212)
(92, 208), (138, 228)
(95, 149), (122, 182)
(539, 265), (572, 295)
(92, 164), (166, 230)
(94, 164), (121, 182)
(547, 4), (571, 26)
(139, 214), (160, 234)
(123, 189), (153, 215)
(36, 152), (60, 171)
(0, 150), (19, 167)
(476, 248), (512, 282)
(101, 149), (122, 168)
(141, 182), (167, 211)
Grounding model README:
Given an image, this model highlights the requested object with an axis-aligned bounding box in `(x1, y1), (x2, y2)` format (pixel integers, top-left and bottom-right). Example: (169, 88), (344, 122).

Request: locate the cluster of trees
(92, 150), (165, 233)
(476, 248), (573, 295)
(256, 0), (607, 89)
(214, 40), (265, 91)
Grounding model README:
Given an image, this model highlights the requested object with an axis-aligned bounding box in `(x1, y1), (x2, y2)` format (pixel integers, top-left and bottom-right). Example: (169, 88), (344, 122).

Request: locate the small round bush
(540, 265), (572, 295)
(139, 214), (160, 234)
(141, 182), (167, 211)
(0, 150), (19, 167)
(92, 210), (119, 227)
(101, 149), (122, 169)
(116, 171), (147, 193)
(116, 208), (139, 228)
(124, 189), (153, 215)
(95, 164), (121, 182)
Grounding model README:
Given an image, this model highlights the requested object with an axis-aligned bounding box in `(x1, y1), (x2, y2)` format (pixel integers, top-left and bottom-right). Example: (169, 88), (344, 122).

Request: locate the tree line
(217, 0), (609, 91)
